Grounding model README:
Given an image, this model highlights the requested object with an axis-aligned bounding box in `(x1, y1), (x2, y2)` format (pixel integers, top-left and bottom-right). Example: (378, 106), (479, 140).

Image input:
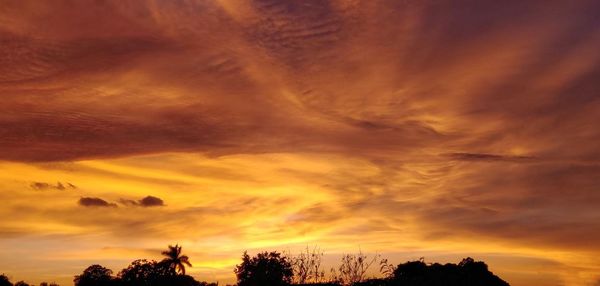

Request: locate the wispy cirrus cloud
(0, 1), (596, 164)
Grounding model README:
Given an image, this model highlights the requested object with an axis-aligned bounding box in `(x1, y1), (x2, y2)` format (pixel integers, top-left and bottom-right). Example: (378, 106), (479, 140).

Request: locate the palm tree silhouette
(161, 244), (192, 275)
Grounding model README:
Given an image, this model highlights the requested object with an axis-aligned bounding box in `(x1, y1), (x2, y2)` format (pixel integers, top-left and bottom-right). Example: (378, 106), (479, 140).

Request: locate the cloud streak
(30, 181), (77, 191)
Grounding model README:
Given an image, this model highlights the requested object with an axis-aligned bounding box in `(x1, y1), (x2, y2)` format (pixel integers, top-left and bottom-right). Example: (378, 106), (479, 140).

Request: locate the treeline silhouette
(0, 245), (510, 286)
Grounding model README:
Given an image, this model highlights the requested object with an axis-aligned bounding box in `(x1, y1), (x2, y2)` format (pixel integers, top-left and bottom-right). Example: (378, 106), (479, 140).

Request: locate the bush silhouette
(389, 257), (509, 286)
(234, 251), (293, 286)
(332, 251), (379, 285)
(2, 246), (512, 286)
(118, 259), (174, 286)
(70, 245), (212, 286)
(74, 265), (115, 286)
(290, 246), (326, 284)
(0, 275), (12, 286)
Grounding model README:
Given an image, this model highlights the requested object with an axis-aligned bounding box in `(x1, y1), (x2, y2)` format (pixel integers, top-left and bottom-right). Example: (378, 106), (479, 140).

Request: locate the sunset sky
(1, 1), (599, 285)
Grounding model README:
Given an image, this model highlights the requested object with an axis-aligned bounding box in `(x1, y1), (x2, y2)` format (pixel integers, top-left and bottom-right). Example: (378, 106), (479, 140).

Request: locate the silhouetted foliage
(234, 251), (293, 286)
(170, 275), (217, 286)
(388, 257), (510, 286)
(295, 283), (340, 286)
(290, 246), (325, 284)
(330, 250), (379, 285)
(379, 259), (396, 278)
(118, 259), (173, 286)
(352, 279), (389, 286)
(74, 265), (115, 286)
(0, 275), (12, 286)
(161, 244), (193, 275)
(117, 258), (208, 286)
(70, 245), (211, 286)
(1, 246), (511, 286)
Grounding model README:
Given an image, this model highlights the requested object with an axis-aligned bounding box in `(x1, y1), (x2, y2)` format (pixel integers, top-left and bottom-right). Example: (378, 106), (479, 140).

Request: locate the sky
(0, 1), (599, 285)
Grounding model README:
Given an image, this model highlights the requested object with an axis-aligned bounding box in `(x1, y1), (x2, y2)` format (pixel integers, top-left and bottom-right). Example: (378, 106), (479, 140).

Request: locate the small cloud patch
(119, 198), (138, 206)
(119, 196), (165, 207)
(79, 197), (117, 208)
(139, 196), (164, 207)
(30, 181), (77, 191)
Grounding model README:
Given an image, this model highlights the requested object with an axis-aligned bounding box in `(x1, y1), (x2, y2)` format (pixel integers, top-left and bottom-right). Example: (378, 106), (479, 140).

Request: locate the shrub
(234, 251), (293, 286)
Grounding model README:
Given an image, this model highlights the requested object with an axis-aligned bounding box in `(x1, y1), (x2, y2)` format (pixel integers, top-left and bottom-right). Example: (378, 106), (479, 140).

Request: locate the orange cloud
(0, 1), (599, 286)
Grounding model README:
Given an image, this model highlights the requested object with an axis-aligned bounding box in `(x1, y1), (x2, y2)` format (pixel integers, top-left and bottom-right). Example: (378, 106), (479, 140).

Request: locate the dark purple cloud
(78, 197), (117, 208)
(138, 196), (164, 207)
(120, 196), (165, 207)
(30, 181), (76, 191)
(0, 0), (596, 163)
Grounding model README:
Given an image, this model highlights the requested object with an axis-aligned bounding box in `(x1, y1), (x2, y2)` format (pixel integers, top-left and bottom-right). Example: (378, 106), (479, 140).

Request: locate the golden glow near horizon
(1, 1), (599, 286)
(1, 153), (599, 285)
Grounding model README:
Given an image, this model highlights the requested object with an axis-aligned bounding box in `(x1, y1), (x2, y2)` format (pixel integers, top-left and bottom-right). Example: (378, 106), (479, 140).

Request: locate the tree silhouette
(118, 259), (166, 286)
(389, 257), (510, 286)
(0, 274), (12, 286)
(74, 265), (115, 286)
(0, 246), (513, 286)
(117, 258), (209, 286)
(161, 244), (192, 275)
(234, 251), (293, 286)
